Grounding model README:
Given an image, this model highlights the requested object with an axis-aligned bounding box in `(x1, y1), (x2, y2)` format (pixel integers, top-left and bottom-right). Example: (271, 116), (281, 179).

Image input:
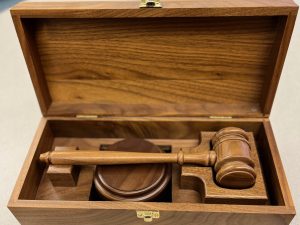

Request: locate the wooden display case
(8, 0), (298, 224)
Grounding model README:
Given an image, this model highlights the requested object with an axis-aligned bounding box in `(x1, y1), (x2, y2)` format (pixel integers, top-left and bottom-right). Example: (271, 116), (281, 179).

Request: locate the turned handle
(40, 150), (217, 167)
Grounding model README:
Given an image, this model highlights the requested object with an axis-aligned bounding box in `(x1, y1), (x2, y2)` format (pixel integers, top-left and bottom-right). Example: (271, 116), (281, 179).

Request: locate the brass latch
(140, 0), (161, 8)
(136, 210), (160, 222)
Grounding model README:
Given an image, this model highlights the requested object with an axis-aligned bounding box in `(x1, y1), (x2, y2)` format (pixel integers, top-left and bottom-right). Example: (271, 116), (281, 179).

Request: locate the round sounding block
(94, 138), (171, 201)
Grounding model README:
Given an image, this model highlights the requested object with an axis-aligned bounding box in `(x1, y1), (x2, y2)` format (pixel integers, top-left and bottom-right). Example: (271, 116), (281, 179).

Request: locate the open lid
(11, 0), (298, 117)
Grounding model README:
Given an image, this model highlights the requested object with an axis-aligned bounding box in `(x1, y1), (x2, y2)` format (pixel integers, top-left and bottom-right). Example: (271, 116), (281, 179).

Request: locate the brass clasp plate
(139, 0), (162, 8)
(136, 210), (160, 222)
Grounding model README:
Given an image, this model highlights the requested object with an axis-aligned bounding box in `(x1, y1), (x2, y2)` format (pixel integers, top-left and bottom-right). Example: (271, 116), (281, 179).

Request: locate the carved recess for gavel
(40, 127), (256, 189)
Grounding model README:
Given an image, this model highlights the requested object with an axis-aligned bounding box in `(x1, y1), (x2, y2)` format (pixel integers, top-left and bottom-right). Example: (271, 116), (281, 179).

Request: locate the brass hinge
(140, 0), (161, 8)
(209, 116), (233, 119)
(76, 114), (98, 119)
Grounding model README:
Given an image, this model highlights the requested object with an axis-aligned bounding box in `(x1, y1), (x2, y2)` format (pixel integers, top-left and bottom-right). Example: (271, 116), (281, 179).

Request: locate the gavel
(40, 127), (256, 189)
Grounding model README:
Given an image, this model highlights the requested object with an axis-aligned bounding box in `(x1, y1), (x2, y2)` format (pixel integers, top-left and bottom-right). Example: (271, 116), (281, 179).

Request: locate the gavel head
(211, 127), (256, 189)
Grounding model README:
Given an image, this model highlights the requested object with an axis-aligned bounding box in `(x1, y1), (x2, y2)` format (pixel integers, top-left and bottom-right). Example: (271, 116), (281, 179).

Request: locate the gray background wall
(0, 0), (299, 224)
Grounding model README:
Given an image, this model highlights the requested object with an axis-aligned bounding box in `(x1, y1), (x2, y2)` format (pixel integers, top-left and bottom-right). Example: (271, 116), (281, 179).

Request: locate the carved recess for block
(173, 132), (268, 204)
(36, 146), (95, 201)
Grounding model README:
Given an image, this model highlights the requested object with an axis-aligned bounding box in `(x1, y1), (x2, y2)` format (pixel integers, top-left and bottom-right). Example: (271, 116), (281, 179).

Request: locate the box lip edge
(8, 118), (48, 206)
(7, 198), (296, 216)
(262, 119), (296, 209)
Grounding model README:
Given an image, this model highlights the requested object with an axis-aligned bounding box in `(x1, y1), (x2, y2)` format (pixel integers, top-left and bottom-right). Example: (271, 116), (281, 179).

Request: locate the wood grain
(32, 17), (275, 117)
(9, 204), (295, 225)
(36, 165), (94, 201)
(258, 120), (295, 207)
(11, 16), (52, 115)
(36, 135), (266, 203)
(261, 14), (298, 114)
(39, 150), (216, 166)
(40, 129), (257, 189)
(46, 146), (80, 187)
(12, 14), (298, 117)
(47, 117), (263, 139)
(8, 1), (297, 224)
(10, 0), (298, 17)
(11, 1), (298, 117)
(94, 138), (171, 201)
(47, 102), (262, 117)
(18, 120), (53, 200)
(176, 132), (267, 204)
(8, 118), (295, 225)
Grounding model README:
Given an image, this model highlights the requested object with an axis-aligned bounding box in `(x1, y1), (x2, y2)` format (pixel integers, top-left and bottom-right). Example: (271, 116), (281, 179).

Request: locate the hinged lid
(11, 0), (298, 118)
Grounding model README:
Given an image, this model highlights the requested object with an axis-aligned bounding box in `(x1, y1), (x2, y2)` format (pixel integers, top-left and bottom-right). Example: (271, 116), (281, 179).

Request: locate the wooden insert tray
(35, 131), (267, 204)
(9, 118), (295, 224)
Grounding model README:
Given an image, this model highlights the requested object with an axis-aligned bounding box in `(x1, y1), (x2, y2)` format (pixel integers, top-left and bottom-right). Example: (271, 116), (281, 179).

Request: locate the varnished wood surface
(11, 1), (298, 117)
(38, 136), (264, 202)
(8, 0), (298, 223)
(11, 0), (298, 18)
(175, 132), (267, 204)
(211, 127), (256, 189)
(8, 205), (295, 225)
(20, 136), (266, 204)
(46, 146), (80, 186)
(48, 102), (262, 117)
(260, 121), (295, 207)
(47, 117), (263, 139)
(40, 150), (217, 166)
(262, 14), (297, 114)
(18, 121), (53, 200)
(8, 118), (295, 225)
(9, 203), (295, 225)
(94, 138), (171, 201)
(36, 165), (94, 200)
(11, 15), (51, 115)
(24, 135), (265, 203)
(11, 12), (297, 117)
(33, 17), (276, 117)
(40, 128), (257, 189)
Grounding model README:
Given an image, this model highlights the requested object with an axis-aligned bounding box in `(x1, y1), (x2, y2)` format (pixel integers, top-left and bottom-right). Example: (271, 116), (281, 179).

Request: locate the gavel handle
(40, 150), (217, 166)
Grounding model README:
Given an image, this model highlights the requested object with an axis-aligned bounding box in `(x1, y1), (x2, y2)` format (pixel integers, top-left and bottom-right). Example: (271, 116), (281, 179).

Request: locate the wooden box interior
(17, 118), (285, 206)
(9, 1), (298, 224)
